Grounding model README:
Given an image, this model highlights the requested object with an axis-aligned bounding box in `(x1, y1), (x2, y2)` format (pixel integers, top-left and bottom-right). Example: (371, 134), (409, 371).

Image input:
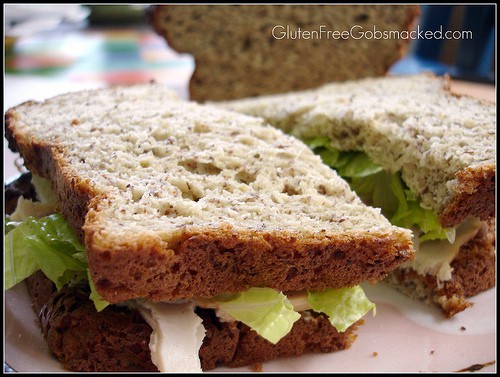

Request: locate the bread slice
(5, 83), (413, 304)
(217, 74), (496, 316)
(218, 74), (495, 228)
(150, 4), (419, 101)
(26, 270), (361, 371)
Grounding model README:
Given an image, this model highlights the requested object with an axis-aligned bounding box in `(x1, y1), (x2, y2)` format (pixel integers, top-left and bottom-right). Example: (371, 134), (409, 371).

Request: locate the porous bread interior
(219, 74), (496, 221)
(8, 84), (404, 240)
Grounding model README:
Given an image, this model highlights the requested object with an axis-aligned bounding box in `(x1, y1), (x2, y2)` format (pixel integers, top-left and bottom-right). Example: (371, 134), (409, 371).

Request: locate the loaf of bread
(27, 271), (360, 371)
(5, 83), (414, 305)
(150, 4), (419, 101)
(217, 74), (496, 317)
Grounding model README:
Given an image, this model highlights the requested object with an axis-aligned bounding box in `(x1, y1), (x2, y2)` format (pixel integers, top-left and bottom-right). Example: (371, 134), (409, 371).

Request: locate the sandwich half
(4, 83), (414, 372)
(218, 74), (496, 318)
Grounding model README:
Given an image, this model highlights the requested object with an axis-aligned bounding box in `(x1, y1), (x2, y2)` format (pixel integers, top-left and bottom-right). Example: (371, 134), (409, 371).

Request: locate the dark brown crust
(439, 163), (496, 228)
(26, 271), (361, 372)
(385, 219), (496, 317)
(85, 222), (412, 303)
(5, 108), (95, 241)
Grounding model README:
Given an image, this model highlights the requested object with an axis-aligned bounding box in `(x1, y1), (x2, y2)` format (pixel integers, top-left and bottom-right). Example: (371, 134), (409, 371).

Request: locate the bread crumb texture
(6, 83), (413, 302)
(220, 74), (496, 225)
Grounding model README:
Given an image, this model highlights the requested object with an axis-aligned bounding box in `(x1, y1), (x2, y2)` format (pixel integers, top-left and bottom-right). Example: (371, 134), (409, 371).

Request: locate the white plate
(5, 280), (496, 373)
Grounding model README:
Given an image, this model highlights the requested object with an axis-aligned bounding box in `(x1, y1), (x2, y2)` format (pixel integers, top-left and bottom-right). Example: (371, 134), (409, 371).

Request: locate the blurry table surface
(3, 26), (496, 184)
(4, 26), (195, 183)
(448, 79), (495, 101)
(4, 26), (194, 102)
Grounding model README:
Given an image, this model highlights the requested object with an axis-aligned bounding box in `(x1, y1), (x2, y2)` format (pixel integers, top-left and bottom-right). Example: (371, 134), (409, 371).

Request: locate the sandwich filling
(5, 174), (375, 372)
(305, 137), (482, 283)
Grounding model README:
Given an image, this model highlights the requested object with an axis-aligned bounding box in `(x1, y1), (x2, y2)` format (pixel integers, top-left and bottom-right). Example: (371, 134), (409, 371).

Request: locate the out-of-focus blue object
(391, 5), (495, 83)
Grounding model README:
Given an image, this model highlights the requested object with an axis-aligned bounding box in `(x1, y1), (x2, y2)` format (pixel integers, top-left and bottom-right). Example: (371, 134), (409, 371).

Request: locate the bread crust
(385, 219), (496, 317)
(5, 115), (95, 241)
(26, 271), (361, 372)
(439, 163), (496, 228)
(86, 223), (412, 303)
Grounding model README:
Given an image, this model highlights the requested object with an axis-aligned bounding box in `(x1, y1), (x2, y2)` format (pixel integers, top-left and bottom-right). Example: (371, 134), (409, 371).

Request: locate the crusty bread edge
(424, 75), (496, 226)
(84, 213), (414, 303)
(385, 218), (496, 317)
(439, 162), (496, 228)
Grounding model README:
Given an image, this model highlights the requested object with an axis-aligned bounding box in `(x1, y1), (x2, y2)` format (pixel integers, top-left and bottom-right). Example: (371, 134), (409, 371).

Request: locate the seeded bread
(218, 74), (496, 228)
(217, 74), (496, 316)
(26, 271), (361, 372)
(150, 4), (419, 101)
(5, 83), (413, 304)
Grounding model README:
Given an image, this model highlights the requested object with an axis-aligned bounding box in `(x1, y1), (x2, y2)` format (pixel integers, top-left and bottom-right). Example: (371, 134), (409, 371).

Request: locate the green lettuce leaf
(213, 288), (301, 344)
(305, 136), (453, 242)
(308, 286), (376, 332)
(4, 214), (109, 311)
(305, 137), (382, 178)
(4, 218), (40, 289)
(388, 173), (455, 242)
(87, 269), (110, 312)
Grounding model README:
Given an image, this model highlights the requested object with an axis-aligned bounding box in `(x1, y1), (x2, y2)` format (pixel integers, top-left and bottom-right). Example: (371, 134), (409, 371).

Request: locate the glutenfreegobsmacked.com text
(271, 24), (473, 41)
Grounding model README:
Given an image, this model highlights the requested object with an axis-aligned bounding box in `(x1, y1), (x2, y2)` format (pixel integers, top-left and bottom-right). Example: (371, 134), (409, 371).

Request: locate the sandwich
(217, 74), (496, 318)
(4, 83), (414, 372)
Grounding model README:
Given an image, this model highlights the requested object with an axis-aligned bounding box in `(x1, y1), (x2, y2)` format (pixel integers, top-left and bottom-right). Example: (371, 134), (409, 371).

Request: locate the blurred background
(391, 4), (495, 83)
(4, 4), (495, 100)
(4, 4), (195, 104)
